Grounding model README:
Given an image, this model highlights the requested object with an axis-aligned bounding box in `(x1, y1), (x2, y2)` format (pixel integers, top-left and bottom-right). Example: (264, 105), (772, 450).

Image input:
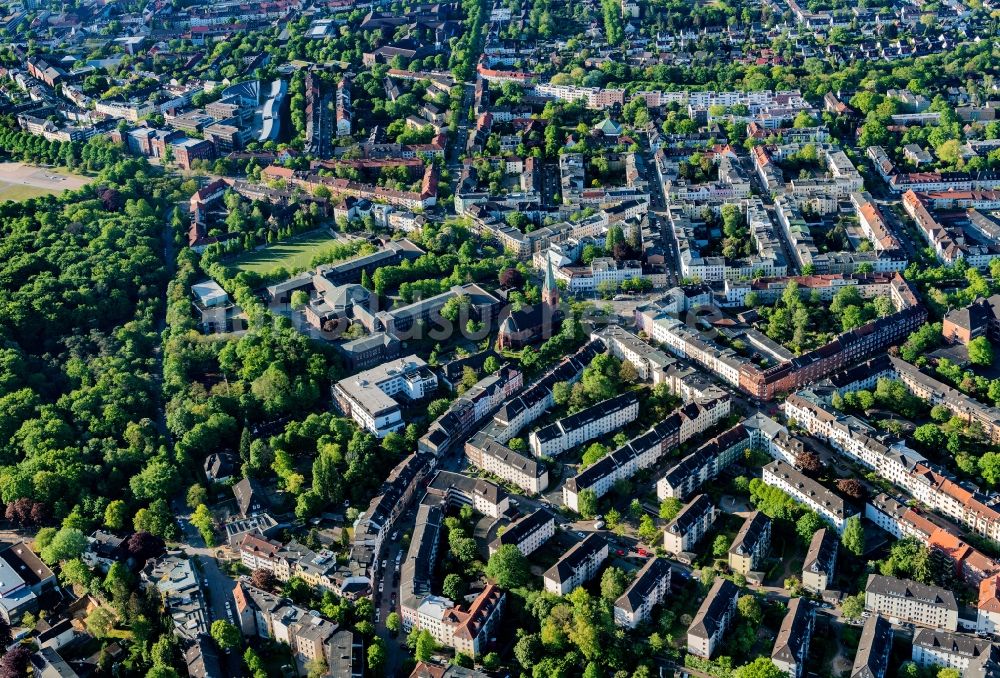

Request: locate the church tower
(542, 256), (559, 308)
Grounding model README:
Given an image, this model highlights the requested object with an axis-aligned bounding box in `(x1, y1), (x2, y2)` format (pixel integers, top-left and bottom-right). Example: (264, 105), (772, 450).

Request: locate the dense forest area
(0, 158), (177, 528)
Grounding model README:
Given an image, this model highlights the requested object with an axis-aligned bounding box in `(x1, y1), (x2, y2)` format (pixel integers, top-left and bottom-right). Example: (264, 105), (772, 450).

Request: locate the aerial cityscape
(5, 0), (1000, 677)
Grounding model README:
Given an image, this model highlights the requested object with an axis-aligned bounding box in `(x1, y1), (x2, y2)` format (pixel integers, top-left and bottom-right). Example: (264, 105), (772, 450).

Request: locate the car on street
(594, 520), (606, 529)
(616, 548), (626, 556)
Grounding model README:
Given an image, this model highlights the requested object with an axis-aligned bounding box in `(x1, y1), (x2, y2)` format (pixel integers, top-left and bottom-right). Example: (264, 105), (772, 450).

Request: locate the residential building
(912, 628), (996, 674)
(614, 558), (671, 629)
(664, 495), (717, 556)
(543, 534), (609, 595)
(529, 391), (640, 457)
(803, 528), (838, 593)
(762, 460), (855, 532)
(687, 578), (740, 658)
(851, 615), (893, 678)
(488, 509), (555, 558)
(771, 598), (815, 678)
(658, 424), (750, 500)
(564, 395), (731, 511)
(729, 511), (771, 576)
(864, 574), (959, 631)
(0, 541), (56, 624)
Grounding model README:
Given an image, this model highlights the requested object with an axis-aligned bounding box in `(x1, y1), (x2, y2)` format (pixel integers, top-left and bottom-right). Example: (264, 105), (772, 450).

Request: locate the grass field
(0, 162), (93, 201)
(229, 231), (344, 276)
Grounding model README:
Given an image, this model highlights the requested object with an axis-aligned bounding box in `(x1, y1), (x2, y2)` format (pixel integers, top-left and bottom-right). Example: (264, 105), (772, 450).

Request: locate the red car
(616, 548), (626, 556)
(636, 548), (650, 557)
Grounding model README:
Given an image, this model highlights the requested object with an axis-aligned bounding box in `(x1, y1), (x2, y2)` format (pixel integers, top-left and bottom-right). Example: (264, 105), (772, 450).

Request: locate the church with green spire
(496, 257), (563, 350)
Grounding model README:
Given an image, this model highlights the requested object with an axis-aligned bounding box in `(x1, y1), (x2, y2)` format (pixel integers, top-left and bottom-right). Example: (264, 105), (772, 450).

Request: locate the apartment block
(912, 629), (997, 674)
(658, 424), (750, 500)
(864, 574), (958, 631)
(802, 528), (838, 594)
(851, 615), (893, 678)
(729, 511), (771, 576)
(614, 558), (671, 629)
(529, 391), (639, 458)
(762, 460), (855, 532)
(464, 432), (549, 494)
(687, 578), (740, 658)
(488, 509), (555, 558)
(664, 495), (717, 556)
(771, 598), (815, 678)
(563, 395), (730, 511)
(543, 534), (609, 596)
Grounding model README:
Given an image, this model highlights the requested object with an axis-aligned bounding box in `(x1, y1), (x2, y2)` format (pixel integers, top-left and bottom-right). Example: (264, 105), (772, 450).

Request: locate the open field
(0, 162), (93, 201)
(229, 231), (344, 276)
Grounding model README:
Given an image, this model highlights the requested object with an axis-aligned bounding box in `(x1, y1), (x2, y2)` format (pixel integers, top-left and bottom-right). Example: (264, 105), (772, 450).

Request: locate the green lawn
(229, 232), (342, 276)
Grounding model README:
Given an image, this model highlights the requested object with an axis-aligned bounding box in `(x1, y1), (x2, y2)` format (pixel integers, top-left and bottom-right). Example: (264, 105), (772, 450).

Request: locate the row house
(563, 396), (730, 512)
(529, 391), (640, 457)
(657, 424), (750, 500)
(912, 629), (999, 674)
(762, 460), (855, 532)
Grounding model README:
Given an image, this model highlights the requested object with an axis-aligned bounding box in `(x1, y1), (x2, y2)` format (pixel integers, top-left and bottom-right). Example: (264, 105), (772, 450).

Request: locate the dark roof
(804, 528), (838, 578)
(771, 598), (813, 667)
(491, 508), (554, 551)
(865, 574), (957, 610)
(688, 578), (739, 641)
(544, 534), (607, 584)
(615, 557), (671, 614)
(851, 615), (893, 678)
(729, 511), (770, 558)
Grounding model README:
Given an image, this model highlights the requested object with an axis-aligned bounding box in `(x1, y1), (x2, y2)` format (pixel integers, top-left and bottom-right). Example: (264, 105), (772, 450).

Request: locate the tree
(796, 452), (822, 474)
(367, 638), (386, 672)
(251, 568), (277, 590)
(836, 478), (866, 500)
(443, 573), (466, 600)
(86, 606), (115, 638)
(970, 337), (994, 366)
(737, 594), (762, 626)
(40, 527), (87, 564)
(795, 512), (825, 543)
(386, 611), (402, 635)
(712, 534), (732, 558)
(190, 504), (215, 546)
(0, 646), (32, 678)
(638, 514), (658, 543)
(659, 498), (682, 521)
(210, 620), (241, 650)
(104, 500), (128, 531)
(842, 516), (865, 556)
(306, 657), (328, 678)
(601, 567), (629, 601)
(578, 489), (598, 519)
(415, 629), (437, 662)
(842, 593), (865, 620)
(514, 633), (541, 668)
(485, 544), (530, 588)
(187, 484), (208, 510)
(735, 657), (786, 678)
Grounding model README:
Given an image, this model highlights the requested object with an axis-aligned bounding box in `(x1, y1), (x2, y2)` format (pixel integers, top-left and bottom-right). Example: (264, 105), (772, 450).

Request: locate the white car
(594, 520), (606, 530)
(381, 559), (387, 569)
(379, 582), (384, 593)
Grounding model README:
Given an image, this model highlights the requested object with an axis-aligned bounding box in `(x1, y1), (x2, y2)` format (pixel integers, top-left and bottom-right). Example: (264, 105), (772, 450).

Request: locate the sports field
(0, 162), (92, 201)
(230, 231), (345, 276)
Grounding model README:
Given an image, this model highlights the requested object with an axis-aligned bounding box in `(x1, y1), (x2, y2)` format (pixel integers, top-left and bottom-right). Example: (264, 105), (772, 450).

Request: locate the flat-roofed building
(333, 355), (437, 437)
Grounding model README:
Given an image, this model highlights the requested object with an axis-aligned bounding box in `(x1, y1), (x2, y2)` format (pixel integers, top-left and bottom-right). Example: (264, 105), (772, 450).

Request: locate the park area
(0, 162), (93, 201)
(228, 231), (347, 276)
